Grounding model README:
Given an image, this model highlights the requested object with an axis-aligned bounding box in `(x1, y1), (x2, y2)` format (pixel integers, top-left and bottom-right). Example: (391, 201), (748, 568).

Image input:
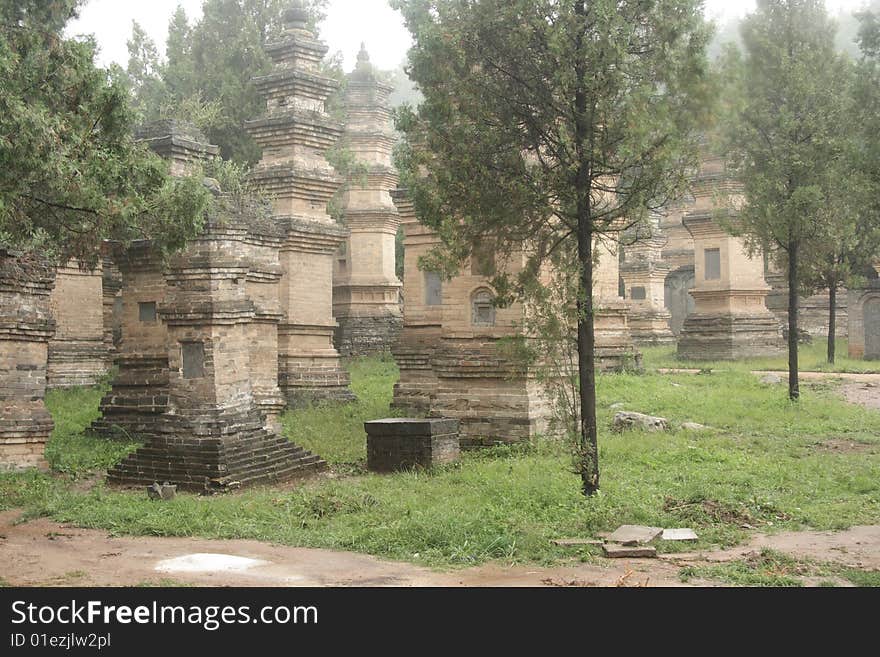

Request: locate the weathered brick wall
(0, 250), (56, 470)
(47, 260), (109, 388)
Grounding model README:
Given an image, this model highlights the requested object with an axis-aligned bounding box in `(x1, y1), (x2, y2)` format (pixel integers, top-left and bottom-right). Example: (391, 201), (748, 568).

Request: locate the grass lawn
(1, 353), (879, 573)
(642, 338), (880, 374)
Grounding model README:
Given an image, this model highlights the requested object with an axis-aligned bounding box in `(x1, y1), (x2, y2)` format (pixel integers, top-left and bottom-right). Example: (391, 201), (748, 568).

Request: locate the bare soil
(2, 510), (878, 587)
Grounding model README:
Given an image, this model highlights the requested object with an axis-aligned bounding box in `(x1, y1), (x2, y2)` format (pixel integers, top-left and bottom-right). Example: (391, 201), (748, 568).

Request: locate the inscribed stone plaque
(424, 271), (442, 306)
(704, 248), (721, 281)
(631, 286), (647, 301)
(139, 301), (157, 322)
(181, 342), (206, 379)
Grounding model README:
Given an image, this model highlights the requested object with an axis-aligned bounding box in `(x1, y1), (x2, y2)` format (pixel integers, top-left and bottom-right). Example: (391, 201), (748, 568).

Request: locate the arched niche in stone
(863, 294), (880, 360)
(471, 287), (496, 327)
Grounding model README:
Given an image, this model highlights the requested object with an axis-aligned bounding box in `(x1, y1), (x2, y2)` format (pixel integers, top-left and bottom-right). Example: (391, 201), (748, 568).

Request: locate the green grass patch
(642, 339), (880, 374)
(1, 356), (879, 568)
(679, 548), (880, 587)
(679, 549), (811, 586)
(281, 354), (407, 465)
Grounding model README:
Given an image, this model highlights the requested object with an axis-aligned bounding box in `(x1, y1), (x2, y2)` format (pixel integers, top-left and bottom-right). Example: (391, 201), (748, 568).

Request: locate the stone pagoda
(101, 120), (325, 490)
(389, 188), (442, 414)
(0, 249), (56, 470)
(332, 45), (403, 356)
(619, 214), (675, 347)
(107, 197), (326, 492)
(246, 1), (354, 407)
(391, 192), (556, 446)
(89, 122), (218, 440)
(677, 155), (784, 360)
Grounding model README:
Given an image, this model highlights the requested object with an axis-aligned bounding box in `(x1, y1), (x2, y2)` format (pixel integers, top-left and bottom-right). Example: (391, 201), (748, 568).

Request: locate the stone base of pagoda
(677, 313), (785, 361)
(0, 335), (54, 471)
(430, 339), (551, 448)
(627, 308), (677, 347)
(334, 312), (402, 357)
(106, 406), (326, 492)
(279, 323), (355, 408)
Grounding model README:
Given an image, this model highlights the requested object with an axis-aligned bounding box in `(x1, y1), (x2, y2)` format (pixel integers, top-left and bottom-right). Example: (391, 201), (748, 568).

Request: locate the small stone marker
(603, 544), (657, 558)
(607, 525), (663, 545)
(146, 482), (177, 500)
(364, 418), (460, 473)
(661, 528), (698, 541)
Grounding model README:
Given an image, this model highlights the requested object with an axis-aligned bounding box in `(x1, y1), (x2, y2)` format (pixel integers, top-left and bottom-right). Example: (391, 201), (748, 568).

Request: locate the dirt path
(1, 510), (877, 587)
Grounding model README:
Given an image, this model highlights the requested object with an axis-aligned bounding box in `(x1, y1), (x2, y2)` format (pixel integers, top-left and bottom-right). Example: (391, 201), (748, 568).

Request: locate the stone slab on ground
(612, 412), (669, 433)
(662, 528), (699, 542)
(607, 525), (663, 545)
(603, 544), (658, 558)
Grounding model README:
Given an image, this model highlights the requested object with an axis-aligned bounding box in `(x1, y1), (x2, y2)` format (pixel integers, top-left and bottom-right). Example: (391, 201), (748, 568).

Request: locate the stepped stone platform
(677, 312), (785, 361)
(107, 408), (326, 492)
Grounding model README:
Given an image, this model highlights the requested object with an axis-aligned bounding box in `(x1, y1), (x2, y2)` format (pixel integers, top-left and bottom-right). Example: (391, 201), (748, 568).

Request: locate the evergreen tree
(392, 0), (712, 495)
(725, 0), (854, 397)
(0, 0), (210, 266)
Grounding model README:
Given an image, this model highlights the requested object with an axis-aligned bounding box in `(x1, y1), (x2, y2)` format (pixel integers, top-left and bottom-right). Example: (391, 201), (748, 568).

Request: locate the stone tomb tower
(389, 188), (442, 413)
(0, 250), (56, 470)
(89, 240), (172, 439)
(47, 260), (109, 388)
(107, 200), (326, 491)
(332, 45), (403, 356)
(847, 262), (880, 360)
(677, 156), (784, 360)
(619, 215), (675, 347)
(90, 122), (219, 439)
(247, 2), (354, 407)
(391, 191), (554, 446)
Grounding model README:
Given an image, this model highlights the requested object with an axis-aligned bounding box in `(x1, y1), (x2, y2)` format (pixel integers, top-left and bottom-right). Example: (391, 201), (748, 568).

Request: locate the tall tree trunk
(576, 222), (598, 496)
(788, 245), (800, 401)
(574, 0), (598, 496)
(827, 283), (836, 365)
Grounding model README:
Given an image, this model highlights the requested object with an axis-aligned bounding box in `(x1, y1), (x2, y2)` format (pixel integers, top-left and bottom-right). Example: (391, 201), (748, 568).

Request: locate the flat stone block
(603, 544), (657, 558)
(607, 525), (663, 545)
(364, 417), (460, 437)
(365, 417), (461, 472)
(661, 528), (698, 541)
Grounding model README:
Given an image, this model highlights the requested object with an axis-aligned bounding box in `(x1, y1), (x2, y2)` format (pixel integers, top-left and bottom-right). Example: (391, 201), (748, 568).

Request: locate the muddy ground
(1, 510), (878, 587)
